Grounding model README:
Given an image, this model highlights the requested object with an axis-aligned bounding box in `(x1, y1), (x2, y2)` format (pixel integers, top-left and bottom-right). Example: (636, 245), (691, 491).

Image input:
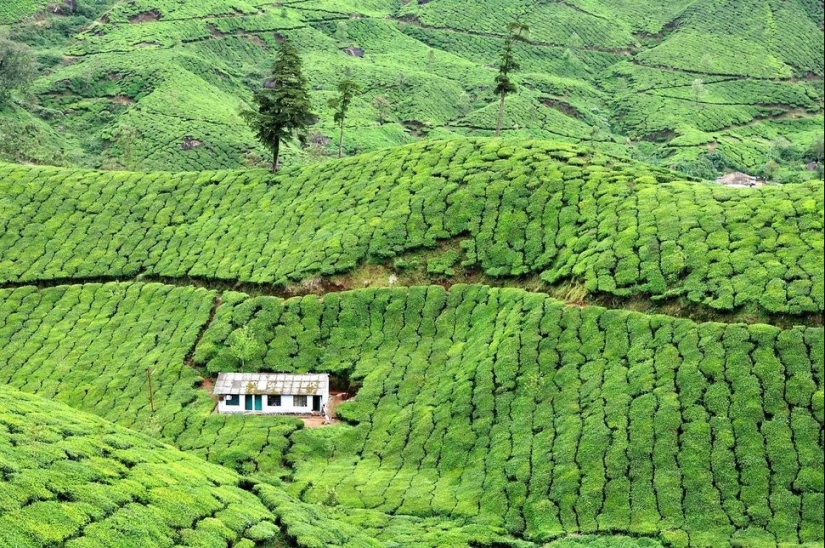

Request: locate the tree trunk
(495, 93), (506, 137)
(272, 137), (280, 172)
(338, 120), (344, 158)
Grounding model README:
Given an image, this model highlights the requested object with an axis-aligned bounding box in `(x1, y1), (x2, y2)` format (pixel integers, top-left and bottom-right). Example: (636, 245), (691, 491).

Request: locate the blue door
(245, 395), (263, 411)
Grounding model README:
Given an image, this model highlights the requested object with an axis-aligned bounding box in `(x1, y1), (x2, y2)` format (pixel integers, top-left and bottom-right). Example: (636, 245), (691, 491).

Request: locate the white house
(213, 372), (329, 414)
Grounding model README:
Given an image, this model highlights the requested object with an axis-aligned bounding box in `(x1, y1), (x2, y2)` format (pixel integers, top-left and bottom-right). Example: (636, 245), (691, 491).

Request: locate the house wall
(216, 392), (329, 414)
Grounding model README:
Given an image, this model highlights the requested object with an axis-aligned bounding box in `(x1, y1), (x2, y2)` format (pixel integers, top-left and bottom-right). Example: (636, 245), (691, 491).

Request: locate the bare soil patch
(129, 10), (160, 23)
(301, 415), (339, 428)
(542, 98), (582, 119)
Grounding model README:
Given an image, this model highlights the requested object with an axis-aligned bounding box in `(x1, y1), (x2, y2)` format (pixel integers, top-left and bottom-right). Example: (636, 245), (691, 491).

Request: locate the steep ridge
(1, 139), (822, 319)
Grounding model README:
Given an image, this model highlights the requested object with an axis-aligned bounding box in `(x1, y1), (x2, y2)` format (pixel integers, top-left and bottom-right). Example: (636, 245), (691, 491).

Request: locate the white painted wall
(216, 393), (329, 414)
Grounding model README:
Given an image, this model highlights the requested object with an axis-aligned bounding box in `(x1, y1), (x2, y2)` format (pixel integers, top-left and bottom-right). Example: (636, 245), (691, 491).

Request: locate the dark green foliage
(0, 35), (36, 104)
(241, 38), (315, 171)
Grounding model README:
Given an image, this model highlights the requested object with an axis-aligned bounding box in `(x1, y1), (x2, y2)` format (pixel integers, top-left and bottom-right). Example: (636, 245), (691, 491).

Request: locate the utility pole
(146, 369), (155, 413)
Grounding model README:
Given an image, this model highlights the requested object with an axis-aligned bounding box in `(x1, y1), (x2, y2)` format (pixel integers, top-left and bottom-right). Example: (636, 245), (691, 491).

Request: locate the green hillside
(1, 1), (824, 544)
(2, 140), (823, 321)
(2, 279), (823, 546)
(0, 282), (302, 481)
(1, 0), (822, 180)
(207, 284), (825, 547)
(0, 386), (288, 547)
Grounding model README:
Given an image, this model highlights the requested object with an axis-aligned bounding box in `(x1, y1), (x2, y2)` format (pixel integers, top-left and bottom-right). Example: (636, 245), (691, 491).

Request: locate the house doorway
(245, 395), (262, 411)
(312, 395), (322, 412)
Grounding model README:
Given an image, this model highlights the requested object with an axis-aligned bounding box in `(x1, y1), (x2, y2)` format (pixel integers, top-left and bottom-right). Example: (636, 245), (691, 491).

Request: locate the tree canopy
(494, 21), (529, 136)
(328, 78), (361, 158)
(241, 37), (314, 171)
(0, 36), (36, 105)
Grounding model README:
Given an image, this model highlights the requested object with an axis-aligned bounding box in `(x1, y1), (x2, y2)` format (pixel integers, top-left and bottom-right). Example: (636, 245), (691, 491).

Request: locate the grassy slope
(0, 0), (822, 178)
(1, 139), (822, 318)
(0, 386), (288, 547)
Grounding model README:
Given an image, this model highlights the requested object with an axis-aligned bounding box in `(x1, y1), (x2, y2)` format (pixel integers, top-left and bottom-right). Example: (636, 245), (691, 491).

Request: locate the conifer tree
(494, 21), (529, 137)
(242, 38), (314, 171)
(328, 78), (361, 158)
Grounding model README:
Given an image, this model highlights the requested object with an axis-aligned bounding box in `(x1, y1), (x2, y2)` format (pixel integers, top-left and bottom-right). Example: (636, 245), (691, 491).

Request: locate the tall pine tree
(494, 21), (529, 137)
(328, 78), (361, 158)
(242, 38), (314, 171)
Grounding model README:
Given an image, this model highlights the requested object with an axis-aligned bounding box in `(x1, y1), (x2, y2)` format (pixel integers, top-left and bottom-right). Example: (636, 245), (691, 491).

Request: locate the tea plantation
(1, 278), (823, 546)
(0, 0), (822, 180)
(0, 387), (289, 547)
(197, 284), (825, 547)
(0, 282), (303, 482)
(1, 0), (824, 544)
(1, 140), (823, 319)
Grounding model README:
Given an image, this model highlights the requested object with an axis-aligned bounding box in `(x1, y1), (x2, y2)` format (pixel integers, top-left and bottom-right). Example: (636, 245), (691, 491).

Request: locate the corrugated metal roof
(213, 373), (329, 395)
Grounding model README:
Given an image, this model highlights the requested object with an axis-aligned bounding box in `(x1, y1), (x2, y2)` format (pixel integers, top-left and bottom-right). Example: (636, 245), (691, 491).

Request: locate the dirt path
(302, 393), (348, 428)
(301, 415), (339, 428)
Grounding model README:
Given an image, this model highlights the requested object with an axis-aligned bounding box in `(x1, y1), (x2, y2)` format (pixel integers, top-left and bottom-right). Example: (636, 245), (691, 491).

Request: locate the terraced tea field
(0, 6), (823, 536)
(0, 0), (822, 180)
(1, 278), (822, 546)
(0, 282), (302, 482)
(210, 285), (825, 547)
(0, 139), (825, 548)
(0, 387), (288, 547)
(2, 140), (823, 321)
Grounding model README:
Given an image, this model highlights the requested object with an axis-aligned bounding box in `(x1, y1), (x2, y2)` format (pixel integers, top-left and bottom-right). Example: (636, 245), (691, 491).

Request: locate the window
(225, 395), (240, 406)
(293, 395), (307, 407)
(268, 394), (281, 407)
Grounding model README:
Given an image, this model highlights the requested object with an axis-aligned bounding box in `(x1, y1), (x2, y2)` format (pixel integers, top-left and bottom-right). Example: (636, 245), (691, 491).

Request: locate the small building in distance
(214, 372), (329, 414)
(714, 171), (764, 188)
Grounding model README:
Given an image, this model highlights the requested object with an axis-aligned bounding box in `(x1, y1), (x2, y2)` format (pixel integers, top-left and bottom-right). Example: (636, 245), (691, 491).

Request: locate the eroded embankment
(2, 264), (821, 328)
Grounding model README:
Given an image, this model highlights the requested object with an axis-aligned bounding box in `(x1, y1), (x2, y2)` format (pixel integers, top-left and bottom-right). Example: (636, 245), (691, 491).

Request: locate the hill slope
(1, 0), (822, 178)
(0, 282), (304, 481)
(2, 280), (823, 546)
(0, 386), (287, 547)
(198, 284), (825, 547)
(1, 140), (823, 320)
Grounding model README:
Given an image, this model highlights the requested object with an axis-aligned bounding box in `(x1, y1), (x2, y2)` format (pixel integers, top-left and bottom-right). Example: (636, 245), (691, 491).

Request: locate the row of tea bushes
(0, 387), (285, 547)
(197, 284), (824, 547)
(1, 140), (822, 315)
